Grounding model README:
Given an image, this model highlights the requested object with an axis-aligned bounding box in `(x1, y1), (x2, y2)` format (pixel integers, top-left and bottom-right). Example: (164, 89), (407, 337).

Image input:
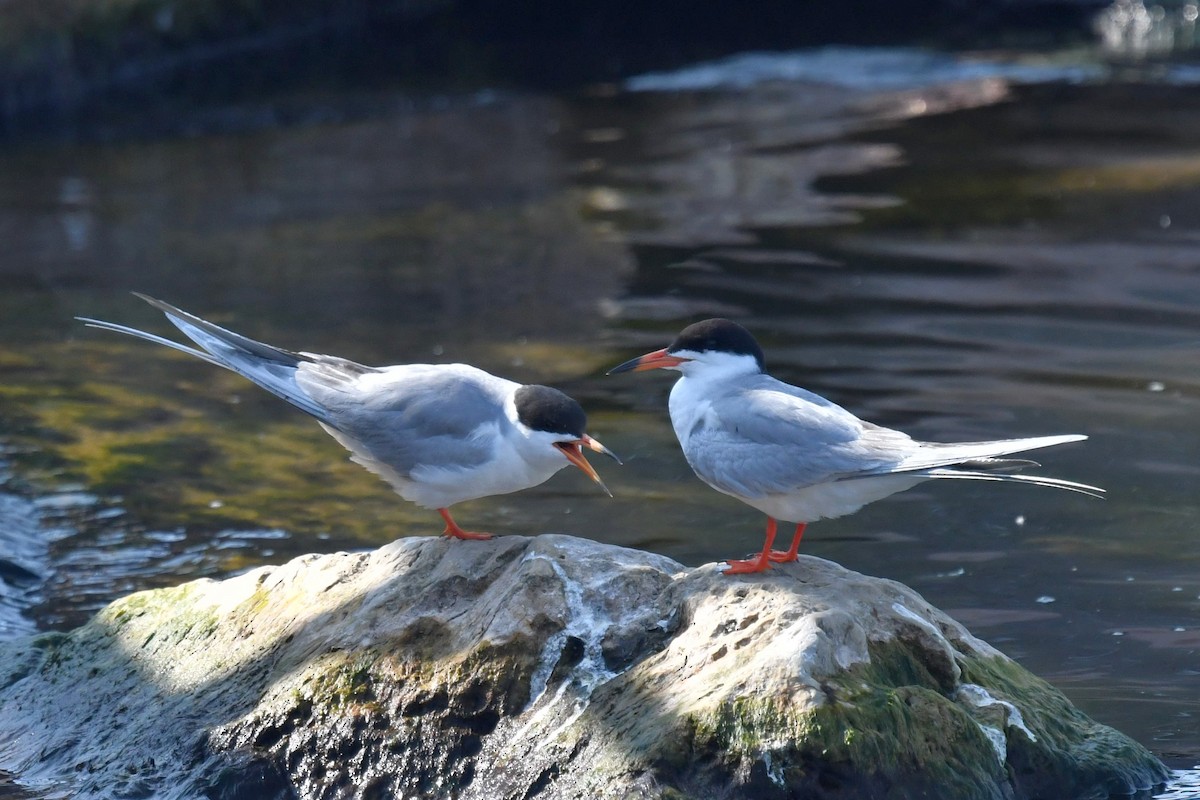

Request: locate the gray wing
(683, 381), (917, 498)
(295, 364), (502, 477)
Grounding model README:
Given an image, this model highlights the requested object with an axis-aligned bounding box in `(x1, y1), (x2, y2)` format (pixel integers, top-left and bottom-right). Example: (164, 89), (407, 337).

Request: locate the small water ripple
(0, 463), (300, 632)
(626, 46), (1109, 92)
(0, 468), (51, 640)
(1154, 769), (1200, 799)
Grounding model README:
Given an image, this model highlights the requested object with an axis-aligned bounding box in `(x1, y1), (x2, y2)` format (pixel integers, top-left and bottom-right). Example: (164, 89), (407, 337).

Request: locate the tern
(79, 294), (619, 540)
(609, 318), (1102, 574)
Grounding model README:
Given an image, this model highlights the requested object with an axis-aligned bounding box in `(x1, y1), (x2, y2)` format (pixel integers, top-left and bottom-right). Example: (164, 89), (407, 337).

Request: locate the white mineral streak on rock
(762, 749), (787, 787)
(522, 547), (614, 708)
(518, 551), (615, 744)
(512, 536), (687, 752)
(889, 600), (964, 685)
(890, 601), (944, 638)
(959, 683), (1039, 743)
(974, 719), (1010, 765)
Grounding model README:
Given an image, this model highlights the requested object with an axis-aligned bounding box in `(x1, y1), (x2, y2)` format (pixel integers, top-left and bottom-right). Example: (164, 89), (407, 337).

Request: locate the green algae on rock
(0, 535), (1169, 799)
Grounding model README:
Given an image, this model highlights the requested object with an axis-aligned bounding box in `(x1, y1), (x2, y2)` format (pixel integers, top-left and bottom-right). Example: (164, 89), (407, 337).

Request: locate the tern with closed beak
(80, 294), (619, 540)
(609, 318), (1102, 574)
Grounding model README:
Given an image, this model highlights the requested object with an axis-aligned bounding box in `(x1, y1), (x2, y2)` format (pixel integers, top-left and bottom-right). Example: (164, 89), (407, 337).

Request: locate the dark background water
(2, 3), (1200, 792)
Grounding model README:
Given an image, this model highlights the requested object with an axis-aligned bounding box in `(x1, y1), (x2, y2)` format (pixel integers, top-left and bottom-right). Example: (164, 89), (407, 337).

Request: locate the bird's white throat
(666, 353), (759, 448)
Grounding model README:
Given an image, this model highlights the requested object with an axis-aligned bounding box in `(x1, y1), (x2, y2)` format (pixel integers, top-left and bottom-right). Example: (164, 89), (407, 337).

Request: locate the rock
(0, 535), (1169, 799)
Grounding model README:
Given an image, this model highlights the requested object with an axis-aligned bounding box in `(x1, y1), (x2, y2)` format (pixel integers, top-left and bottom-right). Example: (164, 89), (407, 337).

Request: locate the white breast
(667, 373), (716, 453)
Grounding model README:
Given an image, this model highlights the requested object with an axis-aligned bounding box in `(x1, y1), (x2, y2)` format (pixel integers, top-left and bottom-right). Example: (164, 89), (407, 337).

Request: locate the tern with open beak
(609, 318), (1102, 574)
(80, 294), (620, 540)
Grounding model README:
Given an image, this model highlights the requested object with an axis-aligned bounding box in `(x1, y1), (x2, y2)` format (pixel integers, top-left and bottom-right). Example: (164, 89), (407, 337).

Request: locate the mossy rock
(0, 535), (1170, 799)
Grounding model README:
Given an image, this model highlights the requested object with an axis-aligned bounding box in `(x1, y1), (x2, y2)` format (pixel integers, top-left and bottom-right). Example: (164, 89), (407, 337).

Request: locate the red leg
(723, 518), (777, 575)
(769, 522), (807, 563)
(437, 508), (493, 541)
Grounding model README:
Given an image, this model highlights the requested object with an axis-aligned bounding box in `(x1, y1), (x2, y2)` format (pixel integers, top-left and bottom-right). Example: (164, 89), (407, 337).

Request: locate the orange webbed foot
(722, 518), (780, 575)
(722, 554), (774, 574)
(767, 523), (807, 563)
(437, 508), (494, 541)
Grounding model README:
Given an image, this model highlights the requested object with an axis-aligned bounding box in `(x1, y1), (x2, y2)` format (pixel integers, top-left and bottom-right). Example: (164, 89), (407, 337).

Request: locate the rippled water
(2, 45), (1200, 794)
(625, 46), (1111, 91)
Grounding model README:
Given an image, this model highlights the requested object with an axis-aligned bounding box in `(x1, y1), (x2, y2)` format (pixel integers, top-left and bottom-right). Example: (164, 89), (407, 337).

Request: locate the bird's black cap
(514, 385), (588, 437)
(668, 318), (765, 371)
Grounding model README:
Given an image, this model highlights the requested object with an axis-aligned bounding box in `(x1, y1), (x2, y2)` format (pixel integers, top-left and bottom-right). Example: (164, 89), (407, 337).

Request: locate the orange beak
(606, 347), (690, 374)
(555, 434), (620, 497)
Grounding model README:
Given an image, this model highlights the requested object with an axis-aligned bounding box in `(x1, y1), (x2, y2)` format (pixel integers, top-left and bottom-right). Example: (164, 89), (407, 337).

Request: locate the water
(2, 45), (1200, 794)
(625, 46), (1111, 91)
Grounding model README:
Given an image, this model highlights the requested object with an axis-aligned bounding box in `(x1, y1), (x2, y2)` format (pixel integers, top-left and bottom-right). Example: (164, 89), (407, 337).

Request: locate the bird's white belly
(736, 474), (928, 523)
(405, 457), (559, 509)
(320, 423), (562, 509)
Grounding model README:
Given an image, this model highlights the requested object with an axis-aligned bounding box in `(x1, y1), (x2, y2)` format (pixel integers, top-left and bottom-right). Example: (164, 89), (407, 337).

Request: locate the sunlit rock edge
(0, 534), (1169, 800)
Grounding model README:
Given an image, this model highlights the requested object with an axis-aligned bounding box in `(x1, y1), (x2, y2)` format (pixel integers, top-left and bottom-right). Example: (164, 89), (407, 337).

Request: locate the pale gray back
(296, 363), (506, 478)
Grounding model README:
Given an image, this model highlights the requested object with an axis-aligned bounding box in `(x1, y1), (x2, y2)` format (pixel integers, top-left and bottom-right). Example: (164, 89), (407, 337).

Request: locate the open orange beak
(555, 434), (620, 497)
(606, 347), (690, 374)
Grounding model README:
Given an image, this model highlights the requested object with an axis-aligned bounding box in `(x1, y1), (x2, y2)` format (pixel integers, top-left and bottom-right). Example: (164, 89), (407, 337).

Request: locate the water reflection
(1095, 0), (1200, 59)
(57, 177), (95, 253)
(0, 95), (630, 359)
(0, 477), (47, 639)
(580, 70), (1013, 247)
(1157, 769), (1200, 800)
(625, 46), (1105, 92)
(0, 47), (1199, 779)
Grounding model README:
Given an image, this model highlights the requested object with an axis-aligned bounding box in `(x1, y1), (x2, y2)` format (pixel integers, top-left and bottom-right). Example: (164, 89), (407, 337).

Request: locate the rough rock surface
(0, 534), (1169, 799)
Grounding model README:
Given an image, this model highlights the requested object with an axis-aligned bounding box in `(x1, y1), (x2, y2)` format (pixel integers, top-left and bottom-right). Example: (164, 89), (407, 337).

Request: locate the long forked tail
(885, 433), (1104, 498)
(921, 467), (1105, 499)
(77, 293), (331, 422)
